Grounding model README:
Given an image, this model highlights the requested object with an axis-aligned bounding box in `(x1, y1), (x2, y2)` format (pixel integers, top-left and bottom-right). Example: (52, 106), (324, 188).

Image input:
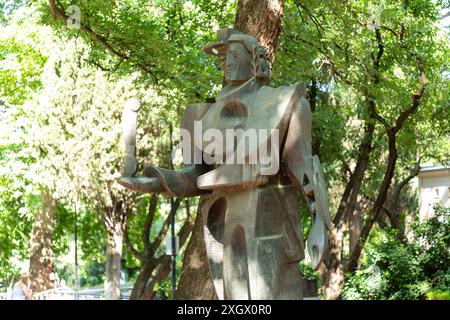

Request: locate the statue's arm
(141, 163), (212, 197)
(281, 89), (331, 270)
(118, 163), (212, 197)
(117, 100), (212, 197)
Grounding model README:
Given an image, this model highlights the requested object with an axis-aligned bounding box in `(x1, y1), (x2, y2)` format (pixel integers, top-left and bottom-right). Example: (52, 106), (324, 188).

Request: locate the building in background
(418, 165), (450, 221)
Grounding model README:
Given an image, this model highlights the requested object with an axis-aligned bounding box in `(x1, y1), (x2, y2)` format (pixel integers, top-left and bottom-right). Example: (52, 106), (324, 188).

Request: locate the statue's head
(203, 28), (270, 84)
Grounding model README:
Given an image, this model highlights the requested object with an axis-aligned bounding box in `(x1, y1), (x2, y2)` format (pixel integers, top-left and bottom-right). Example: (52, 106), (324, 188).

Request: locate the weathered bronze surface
(118, 28), (330, 300)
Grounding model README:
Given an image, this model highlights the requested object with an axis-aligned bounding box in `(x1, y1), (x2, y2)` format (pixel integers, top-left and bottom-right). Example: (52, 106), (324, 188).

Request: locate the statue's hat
(203, 28), (258, 56)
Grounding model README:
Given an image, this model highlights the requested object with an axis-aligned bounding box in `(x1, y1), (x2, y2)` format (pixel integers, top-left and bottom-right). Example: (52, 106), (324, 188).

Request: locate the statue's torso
(196, 80), (300, 166)
(188, 80), (307, 299)
(182, 79), (306, 191)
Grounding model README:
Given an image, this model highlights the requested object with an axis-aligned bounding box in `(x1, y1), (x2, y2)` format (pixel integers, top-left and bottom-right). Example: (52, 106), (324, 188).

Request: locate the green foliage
(35, 0), (236, 101)
(79, 259), (105, 288)
(152, 253), (185, 300)
(153, 277), (172, 300)
(425, 290), (450, 300)
(311, 98), (346, 167)
(343, 205), (450, 300)
(275, 0), (450, 216)
(0, 0), (236, 290)
(412, 206), (450, 277)
(299, 262), (319, 281)
(0, 8), (48, 281)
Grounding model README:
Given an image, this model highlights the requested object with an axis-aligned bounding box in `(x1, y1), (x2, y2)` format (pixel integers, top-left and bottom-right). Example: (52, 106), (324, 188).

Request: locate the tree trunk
(104, 230), (123, 300)
(176, 0), (285, 300)
(347, 132), (398, 272)
(177, 196), (217, 299)
(234, 0), (284, 66)
(319, 122), (374, 299)
(29, 189), (56, 293)
(141, 256), (171, 300)
(98, 199), (131, 300)
(385, 160), (421, 242)
(320, 223), (345, 300)
(127, 197), (192, 300)
(349, 208), (362, 254)
(130, 259), (156, 300)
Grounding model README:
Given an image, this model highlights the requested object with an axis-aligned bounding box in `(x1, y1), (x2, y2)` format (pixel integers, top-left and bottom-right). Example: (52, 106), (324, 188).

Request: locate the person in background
(47, 265), (60, 289)
(10, 273), (32, 300)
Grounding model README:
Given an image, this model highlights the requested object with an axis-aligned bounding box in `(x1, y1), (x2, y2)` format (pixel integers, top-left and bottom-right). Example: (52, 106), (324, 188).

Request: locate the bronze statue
(118, 28), (330, 300)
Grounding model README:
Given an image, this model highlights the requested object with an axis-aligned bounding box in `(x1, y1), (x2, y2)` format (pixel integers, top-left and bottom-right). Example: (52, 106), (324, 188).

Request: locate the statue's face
(224, 42), (252, 83)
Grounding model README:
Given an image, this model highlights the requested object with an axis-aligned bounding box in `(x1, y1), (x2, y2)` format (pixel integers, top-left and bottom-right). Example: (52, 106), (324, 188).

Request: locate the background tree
(125, 196), (194, 300)
(275, 0), (449, 298)
(40, 0), (237, 299)
(0, 13), (58, 292)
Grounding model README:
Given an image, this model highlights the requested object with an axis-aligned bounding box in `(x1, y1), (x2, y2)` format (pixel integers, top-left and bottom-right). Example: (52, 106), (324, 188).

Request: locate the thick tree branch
(141, 204), (194, 298)
(142, 255), (171, 298)
(124, 221), (143, 261)
(366, 98), (389, 130)
(342, 123), (375, 223)
(346, 52), (426, 271)
(184, 199), (191, 219)
(49, 0), (127, 59)
(347, 56), (427, 266)
(47, 0), (159, 82)
(360, 158), (420, 240)
(346, 130), (398, 272)
(178, 210), (194, 247)
(372, 28), (384, 68)
(149, 198), (181, 254)
(142, 195), (158, 253)
(333, 122), (374, 225)
(390, 159), (421, 206)
(393, 57), (427, 134)
(95, 203), (112, 231)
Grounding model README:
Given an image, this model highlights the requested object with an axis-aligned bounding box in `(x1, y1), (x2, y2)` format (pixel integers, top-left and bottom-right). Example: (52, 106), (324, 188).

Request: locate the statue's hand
(306, 211), (327, 270)
(117, 98), (212, 197)
(122, 98), (141, 176)
(117, 98), (165, 194)
(142, 163), (212, 197)
(306, 156), (331, 270)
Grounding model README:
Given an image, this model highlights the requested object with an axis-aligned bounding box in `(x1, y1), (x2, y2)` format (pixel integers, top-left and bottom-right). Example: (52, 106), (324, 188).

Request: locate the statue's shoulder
(257, 82), (306, 98)
(180, 102), (211, 130)
(256, 83), (307, 114)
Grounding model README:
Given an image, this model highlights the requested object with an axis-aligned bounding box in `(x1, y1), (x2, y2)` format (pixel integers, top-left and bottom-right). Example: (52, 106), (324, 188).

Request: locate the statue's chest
(206, 95), (255, 131)
(195, 87), (295, 162)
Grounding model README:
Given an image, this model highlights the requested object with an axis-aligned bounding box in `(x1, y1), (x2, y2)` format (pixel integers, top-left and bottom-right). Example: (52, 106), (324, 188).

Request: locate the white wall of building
(418, 166), (450, 221)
